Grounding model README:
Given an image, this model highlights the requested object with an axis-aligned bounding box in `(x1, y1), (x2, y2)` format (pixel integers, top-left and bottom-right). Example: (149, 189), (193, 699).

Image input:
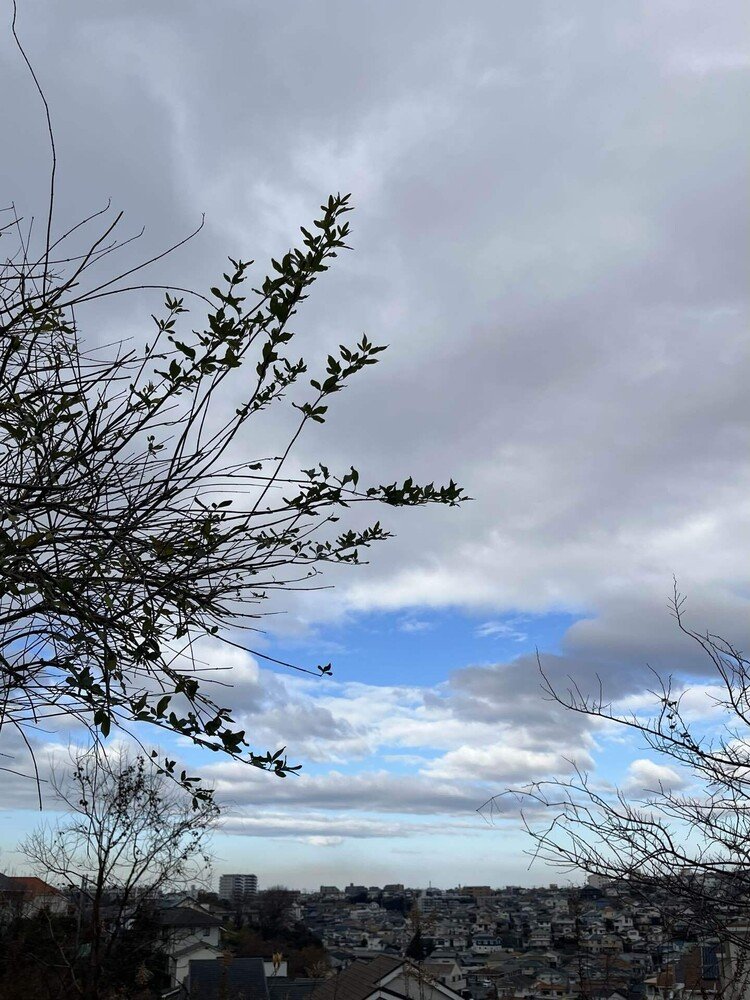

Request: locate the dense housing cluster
(2, 870), (748, 997)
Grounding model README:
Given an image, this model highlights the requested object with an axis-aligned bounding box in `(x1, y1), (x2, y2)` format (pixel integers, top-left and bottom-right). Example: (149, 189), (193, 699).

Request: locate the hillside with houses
(1, 874), (744, 998)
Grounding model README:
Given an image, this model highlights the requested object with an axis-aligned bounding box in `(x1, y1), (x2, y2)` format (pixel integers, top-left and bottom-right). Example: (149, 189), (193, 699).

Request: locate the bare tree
(481, 588), (750, 996)
(19, 744), (218, 999)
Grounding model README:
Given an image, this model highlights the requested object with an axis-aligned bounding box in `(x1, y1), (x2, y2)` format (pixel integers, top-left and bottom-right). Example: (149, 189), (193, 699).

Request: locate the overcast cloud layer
(0, 1), (747, 887)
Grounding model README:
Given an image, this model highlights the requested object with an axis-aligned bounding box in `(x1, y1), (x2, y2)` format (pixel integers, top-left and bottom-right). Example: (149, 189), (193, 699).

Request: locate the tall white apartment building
(218, 873), (258, 901)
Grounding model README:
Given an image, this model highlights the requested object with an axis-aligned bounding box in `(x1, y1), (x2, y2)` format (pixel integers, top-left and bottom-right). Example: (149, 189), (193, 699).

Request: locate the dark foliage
(1, 190), (465, 793)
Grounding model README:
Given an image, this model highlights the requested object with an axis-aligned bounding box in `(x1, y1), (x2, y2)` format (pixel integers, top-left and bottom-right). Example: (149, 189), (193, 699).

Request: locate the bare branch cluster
(481, 586), (750, 959)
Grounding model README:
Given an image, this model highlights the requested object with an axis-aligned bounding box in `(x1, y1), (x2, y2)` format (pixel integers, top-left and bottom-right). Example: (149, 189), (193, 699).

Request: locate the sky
(0, 0), (748, 891)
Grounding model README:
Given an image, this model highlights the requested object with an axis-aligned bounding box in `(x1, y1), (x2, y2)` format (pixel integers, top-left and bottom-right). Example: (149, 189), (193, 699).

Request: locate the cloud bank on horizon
(0, 0), (747, 886)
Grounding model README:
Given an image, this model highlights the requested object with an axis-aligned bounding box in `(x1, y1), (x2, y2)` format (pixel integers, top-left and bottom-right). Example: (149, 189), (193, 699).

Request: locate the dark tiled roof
(156, 905), (222, 928)
(311, 956), (403, 1000)
(268, 978), (318, 1000)
(189, 957), (269, 1000)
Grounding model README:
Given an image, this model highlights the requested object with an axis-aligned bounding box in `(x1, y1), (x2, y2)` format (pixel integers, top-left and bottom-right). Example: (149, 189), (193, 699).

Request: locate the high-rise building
(219, 873), (258, 901)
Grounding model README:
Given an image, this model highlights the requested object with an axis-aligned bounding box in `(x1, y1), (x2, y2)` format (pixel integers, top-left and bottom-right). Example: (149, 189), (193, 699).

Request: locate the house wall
(722, 939), (750, 1000)
(0, 891), (67, 919)
(175, 941), (222, 986)
(165, 925), (221, 984)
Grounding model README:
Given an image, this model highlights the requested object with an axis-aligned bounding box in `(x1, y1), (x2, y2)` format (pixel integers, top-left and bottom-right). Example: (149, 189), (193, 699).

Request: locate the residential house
(0, 874), (67, 918)
(311, 955), (466, 1000)
(473, 934), (504, 954)
(156, 901), (223, 988)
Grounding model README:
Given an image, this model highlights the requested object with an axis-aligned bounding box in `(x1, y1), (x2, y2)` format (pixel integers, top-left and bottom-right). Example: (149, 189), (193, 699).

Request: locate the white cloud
(425, 743), (594, 784)
(304, 836), (344, 847)
(475, 620), (528, 642)
(622, 758), (688, 796)
(398, 618), (433, 633)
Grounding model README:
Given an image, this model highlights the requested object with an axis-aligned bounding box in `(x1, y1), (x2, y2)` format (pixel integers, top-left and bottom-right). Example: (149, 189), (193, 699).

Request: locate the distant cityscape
(2, 867), (746, 997)
(184, 872), (736, 998)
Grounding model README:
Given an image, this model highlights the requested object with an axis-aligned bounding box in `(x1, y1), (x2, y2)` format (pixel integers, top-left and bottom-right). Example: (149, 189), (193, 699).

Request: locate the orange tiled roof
(4, 876), (61, 896)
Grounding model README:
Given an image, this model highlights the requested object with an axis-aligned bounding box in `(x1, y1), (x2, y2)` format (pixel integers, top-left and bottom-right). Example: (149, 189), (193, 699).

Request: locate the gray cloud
(0, 0), (746, 873)
(202, 763), (489, 815)
(2, 1), (746, 646)
(219, 812), (482, 842)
